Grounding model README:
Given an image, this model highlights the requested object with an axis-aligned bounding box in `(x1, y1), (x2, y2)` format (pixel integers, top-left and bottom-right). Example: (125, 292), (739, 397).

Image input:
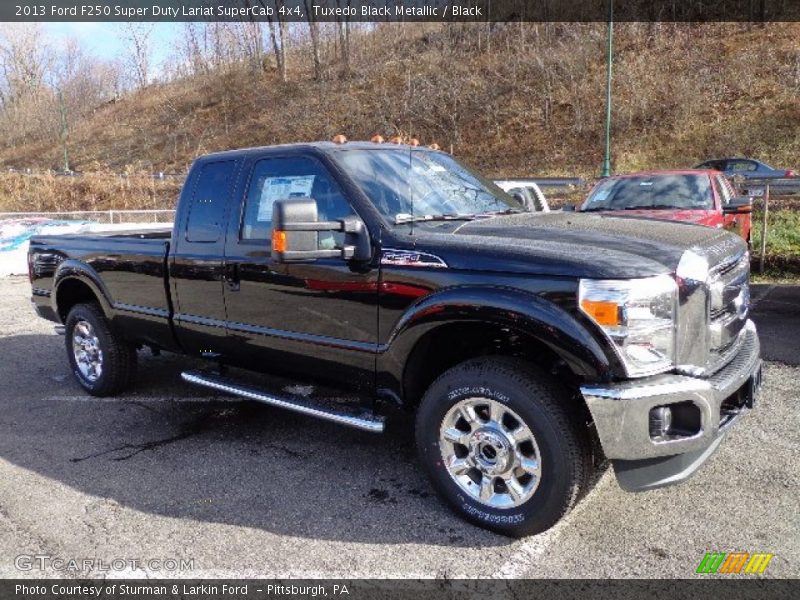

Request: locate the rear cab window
(185, 160), (238, 243)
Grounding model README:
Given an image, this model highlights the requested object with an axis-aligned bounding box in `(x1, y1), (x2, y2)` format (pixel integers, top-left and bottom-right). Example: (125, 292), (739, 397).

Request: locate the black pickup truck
(29, 141), (762, 537)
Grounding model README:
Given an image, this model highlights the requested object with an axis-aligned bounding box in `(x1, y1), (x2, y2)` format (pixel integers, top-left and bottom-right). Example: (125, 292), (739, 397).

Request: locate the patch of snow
(0, 218), (172, 277)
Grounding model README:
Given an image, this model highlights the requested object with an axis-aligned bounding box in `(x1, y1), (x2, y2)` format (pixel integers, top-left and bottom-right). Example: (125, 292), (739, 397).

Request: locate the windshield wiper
(476, 208), (524, 216)
(394, 213), (478, 225)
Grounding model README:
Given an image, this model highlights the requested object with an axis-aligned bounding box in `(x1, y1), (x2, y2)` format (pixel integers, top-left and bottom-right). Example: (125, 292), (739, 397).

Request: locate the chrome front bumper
(581, 320), (762, 489)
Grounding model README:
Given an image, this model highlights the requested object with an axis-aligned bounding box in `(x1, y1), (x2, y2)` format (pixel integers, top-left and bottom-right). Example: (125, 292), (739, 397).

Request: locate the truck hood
(409, 212), (745, 279)
(591, 208), (721, 227)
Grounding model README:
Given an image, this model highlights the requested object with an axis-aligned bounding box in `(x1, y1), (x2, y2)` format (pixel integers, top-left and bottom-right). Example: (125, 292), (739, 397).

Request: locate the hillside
(0, 22), (798, 213)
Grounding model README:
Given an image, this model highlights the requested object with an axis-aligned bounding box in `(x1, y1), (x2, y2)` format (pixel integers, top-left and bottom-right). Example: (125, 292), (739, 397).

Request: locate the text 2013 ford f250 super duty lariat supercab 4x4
(28, 140), (763, 537)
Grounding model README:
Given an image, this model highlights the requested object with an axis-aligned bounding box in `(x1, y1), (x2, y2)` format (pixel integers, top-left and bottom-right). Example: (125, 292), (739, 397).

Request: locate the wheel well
(56, 279), (101, 322)
(402, 322), (578, 409)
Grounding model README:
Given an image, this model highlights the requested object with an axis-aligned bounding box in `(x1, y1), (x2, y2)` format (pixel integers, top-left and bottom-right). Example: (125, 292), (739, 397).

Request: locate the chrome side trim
(181, 371), (385, 433)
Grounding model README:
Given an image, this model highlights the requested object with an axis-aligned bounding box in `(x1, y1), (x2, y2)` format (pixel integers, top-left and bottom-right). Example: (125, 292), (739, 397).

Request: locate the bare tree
(335, 0), (351, 77)
(266, 4), (288, 82)
(0, 23), (52, 103)
(304, 0), (323, 80)
(240, 22), (264, 72)
(120, 23), (155, 89)
(179, 23), (213, 76)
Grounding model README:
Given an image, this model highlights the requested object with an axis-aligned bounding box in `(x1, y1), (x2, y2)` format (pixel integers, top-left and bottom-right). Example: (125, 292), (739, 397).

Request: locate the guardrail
(501, 177), (585, 188)
(741, 178), (800, 196)
(0, 209), (176, 224)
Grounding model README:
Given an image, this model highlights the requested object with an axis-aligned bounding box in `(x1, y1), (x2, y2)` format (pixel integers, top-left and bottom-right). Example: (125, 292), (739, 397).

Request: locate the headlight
(579, 275), (677, 377)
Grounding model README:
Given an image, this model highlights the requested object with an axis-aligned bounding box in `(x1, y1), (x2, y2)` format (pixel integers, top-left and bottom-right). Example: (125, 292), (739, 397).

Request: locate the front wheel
(65, 303), (137, 396)
(415, 357), (591, 537)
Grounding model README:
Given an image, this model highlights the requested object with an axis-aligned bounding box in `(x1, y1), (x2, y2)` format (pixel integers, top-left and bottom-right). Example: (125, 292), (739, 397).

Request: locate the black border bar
(4, 579), (798, 600)
(6, 1), (800, 22)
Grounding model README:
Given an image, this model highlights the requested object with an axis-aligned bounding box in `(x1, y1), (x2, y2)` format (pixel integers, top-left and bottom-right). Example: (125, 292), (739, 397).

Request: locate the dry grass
(0, 22), (798, 213)
(0, 172), (182, 213)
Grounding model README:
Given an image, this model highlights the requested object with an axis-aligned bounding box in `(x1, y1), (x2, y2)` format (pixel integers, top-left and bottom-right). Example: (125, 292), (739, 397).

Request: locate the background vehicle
(695, 158), (796, 179)
(28, 141), (761, 538)
(493, 180), (550, 212)
(579, 170), (754, 243)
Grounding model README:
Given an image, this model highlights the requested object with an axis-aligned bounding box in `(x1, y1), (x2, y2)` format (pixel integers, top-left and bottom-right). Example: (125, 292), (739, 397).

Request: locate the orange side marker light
(273, 230), (288, 253)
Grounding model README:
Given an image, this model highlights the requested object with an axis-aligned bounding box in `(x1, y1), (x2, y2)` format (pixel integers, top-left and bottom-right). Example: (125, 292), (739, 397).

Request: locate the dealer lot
(0, 277), (797, 578)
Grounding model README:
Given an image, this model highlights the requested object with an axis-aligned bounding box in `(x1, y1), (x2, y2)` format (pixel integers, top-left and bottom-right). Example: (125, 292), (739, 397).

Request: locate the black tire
(65, 303), (137, 396)
(415, 357), (591, 538)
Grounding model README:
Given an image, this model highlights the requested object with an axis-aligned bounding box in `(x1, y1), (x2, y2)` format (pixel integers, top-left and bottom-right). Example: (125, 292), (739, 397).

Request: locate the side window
(730, 160), (757, 173)
(241, 156), (355, 249)
(186, 160), (236, 243)
(716, 175), (733, 204)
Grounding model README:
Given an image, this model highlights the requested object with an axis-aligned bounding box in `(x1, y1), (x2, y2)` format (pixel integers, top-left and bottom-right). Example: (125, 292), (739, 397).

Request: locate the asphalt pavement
(0, 278), (797, 579)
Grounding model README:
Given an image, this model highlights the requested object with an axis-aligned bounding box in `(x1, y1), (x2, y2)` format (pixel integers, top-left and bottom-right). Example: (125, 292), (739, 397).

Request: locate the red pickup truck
(579, 170), (753, 244)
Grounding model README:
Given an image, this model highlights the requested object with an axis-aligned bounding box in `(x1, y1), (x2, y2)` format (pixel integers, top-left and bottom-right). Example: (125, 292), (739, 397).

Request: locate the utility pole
(58, 89), (70, 172)
(601, 0), (614, 178)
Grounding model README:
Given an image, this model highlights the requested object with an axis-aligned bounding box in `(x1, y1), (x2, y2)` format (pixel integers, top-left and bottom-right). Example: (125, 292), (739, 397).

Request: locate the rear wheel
(415, 357), (591, 537)
(65, 303), (137, 396)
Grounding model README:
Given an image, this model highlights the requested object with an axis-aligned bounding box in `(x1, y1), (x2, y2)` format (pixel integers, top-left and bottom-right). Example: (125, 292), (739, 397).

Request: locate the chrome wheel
(72, 320), (103, 382)
(439, 397), (542, 509)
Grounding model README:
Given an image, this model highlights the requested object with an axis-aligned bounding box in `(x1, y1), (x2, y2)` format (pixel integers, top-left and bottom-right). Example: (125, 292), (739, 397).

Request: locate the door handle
(224, 263), (240, 292)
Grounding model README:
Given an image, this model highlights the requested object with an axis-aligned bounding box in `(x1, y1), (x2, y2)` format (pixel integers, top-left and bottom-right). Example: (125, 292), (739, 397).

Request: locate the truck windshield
(334, 148), (523, 224)
(583, 174), (713, 211)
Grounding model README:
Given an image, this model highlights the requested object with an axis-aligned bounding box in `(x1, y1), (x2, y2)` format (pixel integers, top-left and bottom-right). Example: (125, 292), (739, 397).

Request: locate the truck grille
(707, 252), (750, 371)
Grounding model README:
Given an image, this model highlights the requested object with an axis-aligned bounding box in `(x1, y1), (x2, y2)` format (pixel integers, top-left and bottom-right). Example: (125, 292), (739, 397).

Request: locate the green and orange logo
(697, 552), (774, 574)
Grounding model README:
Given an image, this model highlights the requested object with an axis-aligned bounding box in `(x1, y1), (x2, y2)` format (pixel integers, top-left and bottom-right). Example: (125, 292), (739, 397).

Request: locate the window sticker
(257, 175), (316, 221)
(639, 181), (654, 186)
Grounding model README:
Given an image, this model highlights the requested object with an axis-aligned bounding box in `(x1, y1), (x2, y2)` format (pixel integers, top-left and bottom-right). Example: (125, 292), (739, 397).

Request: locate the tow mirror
(272, 197), (371, 263)
(723, 196), (753, 215)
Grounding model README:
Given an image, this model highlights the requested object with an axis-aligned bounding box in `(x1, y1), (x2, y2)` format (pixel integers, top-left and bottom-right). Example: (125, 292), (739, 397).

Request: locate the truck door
(170, 158), (241, 356)
(222, 153), (379, 392)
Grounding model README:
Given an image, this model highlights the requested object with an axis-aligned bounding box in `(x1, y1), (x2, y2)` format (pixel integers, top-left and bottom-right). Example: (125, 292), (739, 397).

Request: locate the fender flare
(52, 259), (115, 320)
(377, 286), (618, 402)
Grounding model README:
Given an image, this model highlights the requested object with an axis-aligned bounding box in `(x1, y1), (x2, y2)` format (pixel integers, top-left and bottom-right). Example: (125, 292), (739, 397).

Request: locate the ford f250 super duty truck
(28, 141), (763, 537)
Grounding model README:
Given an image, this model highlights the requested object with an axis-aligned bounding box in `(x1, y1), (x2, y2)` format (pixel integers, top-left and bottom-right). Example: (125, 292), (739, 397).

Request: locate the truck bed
(29, 228), (175, 349)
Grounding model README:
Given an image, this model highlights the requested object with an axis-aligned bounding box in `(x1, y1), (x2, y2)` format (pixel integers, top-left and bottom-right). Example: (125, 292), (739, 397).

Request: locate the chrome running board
(181, 370), (385, 433)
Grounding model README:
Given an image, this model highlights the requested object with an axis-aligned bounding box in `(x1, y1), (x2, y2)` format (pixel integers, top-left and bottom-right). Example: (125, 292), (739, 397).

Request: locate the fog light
(649, 406), (672, 440)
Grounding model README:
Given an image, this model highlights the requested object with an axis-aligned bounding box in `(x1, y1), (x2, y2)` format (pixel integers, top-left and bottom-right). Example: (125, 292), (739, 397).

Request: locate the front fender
(53, 259), (115, 319)
(376, 286), (617, 402)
